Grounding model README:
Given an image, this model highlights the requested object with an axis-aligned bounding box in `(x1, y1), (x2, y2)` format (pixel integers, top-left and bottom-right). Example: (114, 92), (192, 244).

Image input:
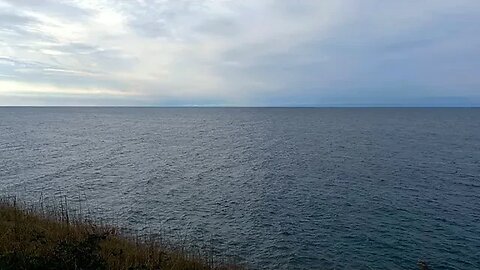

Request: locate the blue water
(0, 108), (479, 269)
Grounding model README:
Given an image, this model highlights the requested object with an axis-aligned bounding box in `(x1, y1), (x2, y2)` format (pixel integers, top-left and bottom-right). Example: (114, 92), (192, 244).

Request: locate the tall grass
(0, 196), (243, 270)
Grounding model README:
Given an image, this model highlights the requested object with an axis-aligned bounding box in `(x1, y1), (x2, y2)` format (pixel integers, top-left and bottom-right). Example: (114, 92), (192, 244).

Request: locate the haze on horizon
(0, 0), (479, 107)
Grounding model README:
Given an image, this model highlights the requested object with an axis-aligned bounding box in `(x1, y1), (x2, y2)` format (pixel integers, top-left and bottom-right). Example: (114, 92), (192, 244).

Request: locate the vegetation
(0, 197), (241, 270)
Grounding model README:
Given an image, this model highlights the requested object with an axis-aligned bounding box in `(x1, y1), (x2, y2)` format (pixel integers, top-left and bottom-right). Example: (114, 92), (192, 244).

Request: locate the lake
(1, 107), (479, 269)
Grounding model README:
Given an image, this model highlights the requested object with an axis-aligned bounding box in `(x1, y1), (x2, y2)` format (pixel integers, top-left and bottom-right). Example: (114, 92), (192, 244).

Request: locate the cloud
(1, 0), (93, 19)
(0, 0), (479, 106)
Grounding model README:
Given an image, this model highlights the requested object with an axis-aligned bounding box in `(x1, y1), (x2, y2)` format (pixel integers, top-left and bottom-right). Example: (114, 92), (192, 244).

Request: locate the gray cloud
(0, 0), (479, 106)
(2, 0), (93, 20)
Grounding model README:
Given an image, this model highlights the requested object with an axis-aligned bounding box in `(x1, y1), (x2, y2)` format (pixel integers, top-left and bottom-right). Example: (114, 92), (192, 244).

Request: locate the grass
(0, 196), (433, 270)
(0, 197), (242, 270)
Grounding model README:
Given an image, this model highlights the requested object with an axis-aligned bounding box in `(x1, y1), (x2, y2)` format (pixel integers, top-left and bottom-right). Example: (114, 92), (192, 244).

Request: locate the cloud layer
(1, 0), (479, 106)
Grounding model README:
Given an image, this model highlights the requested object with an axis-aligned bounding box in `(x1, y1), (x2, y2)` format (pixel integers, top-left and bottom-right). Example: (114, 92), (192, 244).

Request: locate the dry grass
(0, 197), (242, 270)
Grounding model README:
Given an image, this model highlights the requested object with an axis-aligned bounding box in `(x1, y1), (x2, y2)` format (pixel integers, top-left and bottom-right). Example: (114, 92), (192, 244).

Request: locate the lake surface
(1, 107), (479, 269)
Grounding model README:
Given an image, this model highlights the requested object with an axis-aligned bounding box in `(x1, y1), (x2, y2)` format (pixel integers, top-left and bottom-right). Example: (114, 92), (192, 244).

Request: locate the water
(1, 107), (479, 269)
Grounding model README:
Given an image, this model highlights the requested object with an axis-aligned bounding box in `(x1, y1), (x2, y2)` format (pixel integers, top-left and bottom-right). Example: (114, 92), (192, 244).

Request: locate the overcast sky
(1, 0), (479, 106)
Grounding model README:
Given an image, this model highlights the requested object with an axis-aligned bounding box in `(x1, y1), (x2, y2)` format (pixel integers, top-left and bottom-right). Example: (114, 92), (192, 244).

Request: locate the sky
(0, 0), (479, 106)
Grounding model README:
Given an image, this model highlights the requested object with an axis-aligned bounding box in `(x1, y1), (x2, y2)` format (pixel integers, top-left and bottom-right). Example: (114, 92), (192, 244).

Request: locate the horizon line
(1, 105), (479, 108)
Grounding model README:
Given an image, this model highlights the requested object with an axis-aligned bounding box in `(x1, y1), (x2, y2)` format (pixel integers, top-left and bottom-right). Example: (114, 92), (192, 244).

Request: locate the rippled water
(1, 108), (479, 269)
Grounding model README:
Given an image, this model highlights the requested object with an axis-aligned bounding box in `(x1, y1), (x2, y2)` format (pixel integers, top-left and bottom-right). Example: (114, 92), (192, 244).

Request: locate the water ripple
(0, 108), (479, 269)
